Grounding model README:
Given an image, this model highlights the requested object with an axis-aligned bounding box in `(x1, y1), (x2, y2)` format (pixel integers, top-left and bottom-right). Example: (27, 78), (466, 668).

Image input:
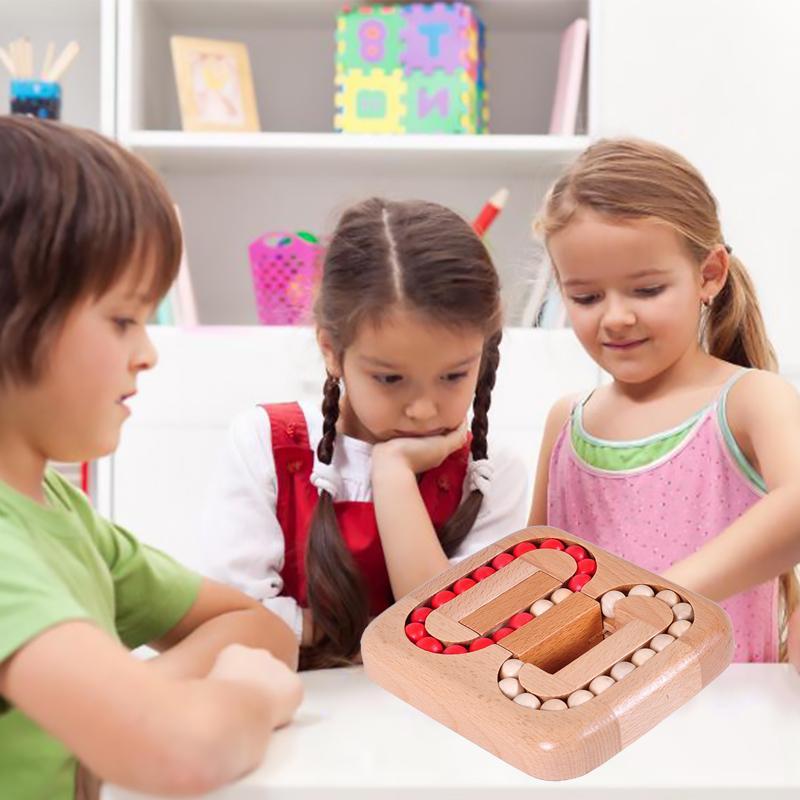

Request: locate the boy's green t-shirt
(0, 469), (202, 799)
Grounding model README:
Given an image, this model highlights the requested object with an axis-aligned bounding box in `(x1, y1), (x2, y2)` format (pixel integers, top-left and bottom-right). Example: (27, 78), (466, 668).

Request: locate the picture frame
(170, 36), (260, 132)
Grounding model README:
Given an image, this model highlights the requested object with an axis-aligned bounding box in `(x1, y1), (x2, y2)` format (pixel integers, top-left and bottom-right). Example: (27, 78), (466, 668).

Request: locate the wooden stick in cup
(46, 40), (79, 82)
(41, 41), (55, 80)
(0, 46), (16, 77)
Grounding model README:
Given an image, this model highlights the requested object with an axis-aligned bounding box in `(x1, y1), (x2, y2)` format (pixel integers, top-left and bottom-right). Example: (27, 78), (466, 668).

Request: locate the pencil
(472, 187), (509, 236)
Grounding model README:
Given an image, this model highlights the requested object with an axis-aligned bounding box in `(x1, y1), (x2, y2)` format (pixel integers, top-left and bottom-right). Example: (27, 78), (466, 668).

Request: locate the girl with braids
(202, 198), (529, 669)
(529, 137), (800, 668)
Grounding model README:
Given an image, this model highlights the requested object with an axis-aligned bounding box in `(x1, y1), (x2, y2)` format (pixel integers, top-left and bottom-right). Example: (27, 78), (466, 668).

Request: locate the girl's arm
(0, 621), (303, 796)
(147, 577), (299, 675)
(528, 395), (577, 525)
(662, 371), (800, 601)
(371, 426), (467, 598)
(200, 407), (304, 643)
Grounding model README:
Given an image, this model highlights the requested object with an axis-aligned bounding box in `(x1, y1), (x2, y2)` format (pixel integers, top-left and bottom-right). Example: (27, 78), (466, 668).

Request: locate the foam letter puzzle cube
(335, 3), (488, 134)
(361, 526), (733, 780)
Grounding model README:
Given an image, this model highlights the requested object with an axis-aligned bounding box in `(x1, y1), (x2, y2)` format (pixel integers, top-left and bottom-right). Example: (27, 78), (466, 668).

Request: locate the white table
(104, 664), (800, 799)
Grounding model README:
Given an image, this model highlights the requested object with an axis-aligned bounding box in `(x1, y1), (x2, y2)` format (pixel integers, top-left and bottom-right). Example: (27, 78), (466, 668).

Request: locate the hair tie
(724, 243), (732, 254)
(310, 461), (342, 500)
(467, 458), (494, 495)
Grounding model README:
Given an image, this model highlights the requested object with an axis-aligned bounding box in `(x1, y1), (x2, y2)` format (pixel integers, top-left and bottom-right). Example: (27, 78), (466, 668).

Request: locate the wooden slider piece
(499, 592), (603, 673)
(461, 570), (560, 635)
(519, 547), (577, 583)
(434, 557), (541, 623)
(518, 595), (675, 699)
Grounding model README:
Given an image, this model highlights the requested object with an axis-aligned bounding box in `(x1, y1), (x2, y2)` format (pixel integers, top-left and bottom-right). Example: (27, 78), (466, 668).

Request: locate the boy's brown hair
(0, 116), (182, 386)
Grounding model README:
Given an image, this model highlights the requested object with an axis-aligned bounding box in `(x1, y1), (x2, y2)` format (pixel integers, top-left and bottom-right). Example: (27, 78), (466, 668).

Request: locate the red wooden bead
(410, 606), (433, 623)
(443, 644), (467, 654)
(472, 565), (496, 581)
(568, 573), (592, 592)
(469, 637), (494, 651)
(405, 622), (427, 642)
(513, 541), (537, 557)
(416, 636), (444, 653)
(453, 577), (476, 595)
(492, 626), (514, 641)
(431, 590), (455, 608)
(577, 558), (596, 575)
(492, 553), (515, 570)
(565, 544), (587, 561)
(540, 538), (566, 550)
(508, 611), (534, 629)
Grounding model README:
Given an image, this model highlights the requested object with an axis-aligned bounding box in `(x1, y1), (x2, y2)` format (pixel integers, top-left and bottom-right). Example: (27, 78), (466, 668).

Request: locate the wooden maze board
(361, 526), (733, 780)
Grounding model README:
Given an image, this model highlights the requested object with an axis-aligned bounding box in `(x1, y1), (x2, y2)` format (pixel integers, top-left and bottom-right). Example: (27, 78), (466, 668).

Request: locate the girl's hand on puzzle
(209, 644), (303, 728)
(788, 607), (800, 674)
(372, 421), (468, 476)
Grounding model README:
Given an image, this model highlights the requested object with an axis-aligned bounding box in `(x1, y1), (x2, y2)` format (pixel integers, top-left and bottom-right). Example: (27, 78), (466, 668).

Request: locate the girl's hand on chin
(372, 421), (468, 476)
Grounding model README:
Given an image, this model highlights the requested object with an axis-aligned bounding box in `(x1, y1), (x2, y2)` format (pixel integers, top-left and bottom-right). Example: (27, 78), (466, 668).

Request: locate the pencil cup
(10, 80), (61, 120)
(248, 231), (323, 325)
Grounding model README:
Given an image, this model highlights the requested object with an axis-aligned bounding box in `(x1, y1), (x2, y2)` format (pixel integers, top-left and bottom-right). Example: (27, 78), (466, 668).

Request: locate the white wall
(591, 0), (800, 368)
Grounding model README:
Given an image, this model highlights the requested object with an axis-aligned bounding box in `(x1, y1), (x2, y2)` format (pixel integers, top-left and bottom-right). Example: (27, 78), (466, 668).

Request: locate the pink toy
(248, 232), (323, 325)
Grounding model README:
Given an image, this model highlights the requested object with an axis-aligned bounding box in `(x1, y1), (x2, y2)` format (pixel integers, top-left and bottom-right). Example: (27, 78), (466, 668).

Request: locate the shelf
(128, 0), (587, 32)
(126, 130), (589, 174)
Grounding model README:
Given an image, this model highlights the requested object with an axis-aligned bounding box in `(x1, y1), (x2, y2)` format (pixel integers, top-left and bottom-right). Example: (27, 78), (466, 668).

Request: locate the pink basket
(248, 232), (323, 325)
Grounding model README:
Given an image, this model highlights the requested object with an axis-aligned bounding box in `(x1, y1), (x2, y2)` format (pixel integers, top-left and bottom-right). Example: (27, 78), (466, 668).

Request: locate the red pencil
(472, 187), (509, 236)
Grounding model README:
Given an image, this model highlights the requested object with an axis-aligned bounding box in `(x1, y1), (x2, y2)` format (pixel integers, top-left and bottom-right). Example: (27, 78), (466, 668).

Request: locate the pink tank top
(547, 378), (778, 663)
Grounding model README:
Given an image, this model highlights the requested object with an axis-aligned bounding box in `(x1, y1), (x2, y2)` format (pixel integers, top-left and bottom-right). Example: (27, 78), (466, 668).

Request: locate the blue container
(10, 80), (61, 120)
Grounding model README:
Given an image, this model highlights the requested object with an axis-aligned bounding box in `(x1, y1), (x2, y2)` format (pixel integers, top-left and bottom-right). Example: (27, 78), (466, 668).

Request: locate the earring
(702, 295), (714, 308)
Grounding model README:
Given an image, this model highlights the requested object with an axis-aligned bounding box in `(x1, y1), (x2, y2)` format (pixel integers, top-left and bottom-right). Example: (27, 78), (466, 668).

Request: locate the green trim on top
(571, 402), (700, 471)
(718, 378), (767, 494)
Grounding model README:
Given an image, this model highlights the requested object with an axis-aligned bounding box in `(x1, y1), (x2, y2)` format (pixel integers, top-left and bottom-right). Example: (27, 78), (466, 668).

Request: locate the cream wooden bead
(600, 590), (625, 618)
(628, 584), (655, 597)
(567, 689), (593, 707)
(656, 589), (680, 607)
(499, 658), (524, 679)
(668, 619), (692, 637)
(631, 647), (656, 666)
(550, 587), (572, 604)
(541, 698), (568, 711)
(610, 661), (636, 680)
(672, 602), (694, 621)
(589, 675), (615, 695)
(499, 677), (524, 699)
(530, 598), (554, 617)
(513, 692), (541, 709)
(650, 633), (675, 652)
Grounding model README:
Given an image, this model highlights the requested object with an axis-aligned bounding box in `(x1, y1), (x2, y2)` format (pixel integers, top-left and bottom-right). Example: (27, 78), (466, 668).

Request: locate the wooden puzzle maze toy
(362, 526), (733, 780)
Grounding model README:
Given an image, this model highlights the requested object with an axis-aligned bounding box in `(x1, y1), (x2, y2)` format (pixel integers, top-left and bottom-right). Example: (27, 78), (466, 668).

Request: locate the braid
(438, 331), (502, 556)
(301, 373), (369, 670)
(317, 373), (341, 463)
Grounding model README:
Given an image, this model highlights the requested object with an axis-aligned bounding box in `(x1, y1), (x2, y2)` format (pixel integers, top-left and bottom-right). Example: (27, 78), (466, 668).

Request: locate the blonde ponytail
(705, 253), (777, 371)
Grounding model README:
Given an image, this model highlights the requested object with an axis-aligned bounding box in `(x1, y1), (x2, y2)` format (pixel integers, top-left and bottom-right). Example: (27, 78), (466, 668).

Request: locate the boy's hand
(372, 422), (468, 476)
(209, 644), (303, 728)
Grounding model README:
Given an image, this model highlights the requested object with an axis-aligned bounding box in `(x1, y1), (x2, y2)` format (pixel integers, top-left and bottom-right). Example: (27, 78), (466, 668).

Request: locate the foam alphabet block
(335, 3), (488, 134)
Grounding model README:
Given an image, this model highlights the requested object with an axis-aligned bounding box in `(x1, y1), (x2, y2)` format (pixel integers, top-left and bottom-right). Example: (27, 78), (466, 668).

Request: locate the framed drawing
(170, 36), (260, 132)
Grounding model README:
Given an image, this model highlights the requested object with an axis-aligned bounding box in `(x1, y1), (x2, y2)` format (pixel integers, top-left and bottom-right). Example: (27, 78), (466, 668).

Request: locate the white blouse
(200, 402), (531, 642)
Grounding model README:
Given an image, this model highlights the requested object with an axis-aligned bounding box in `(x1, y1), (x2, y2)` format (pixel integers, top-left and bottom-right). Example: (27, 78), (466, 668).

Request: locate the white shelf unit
(117, 0), (592, 325)
(0, 0), (116, 134)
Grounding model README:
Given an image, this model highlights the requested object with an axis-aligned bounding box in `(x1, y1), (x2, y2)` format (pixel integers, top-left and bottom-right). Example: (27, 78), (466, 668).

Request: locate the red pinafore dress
(266, 402), (469, 615)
